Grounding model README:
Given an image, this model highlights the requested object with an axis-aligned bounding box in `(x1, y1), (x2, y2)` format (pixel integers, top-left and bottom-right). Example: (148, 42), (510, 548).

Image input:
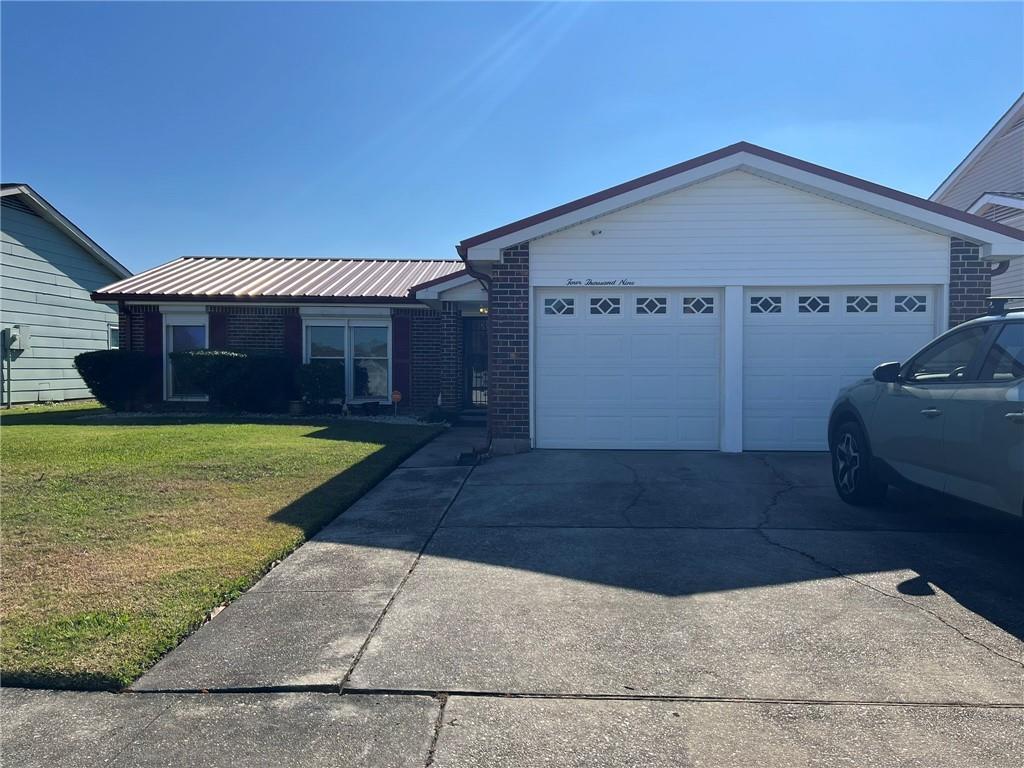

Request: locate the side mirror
(873, 361), (901, 383)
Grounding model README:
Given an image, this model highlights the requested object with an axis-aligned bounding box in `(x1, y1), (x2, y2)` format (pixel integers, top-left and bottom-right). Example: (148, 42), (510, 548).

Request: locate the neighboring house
(1, 184), (131, 404)
(93, 142), (1024, 453)
(931, 93), (1024, 299)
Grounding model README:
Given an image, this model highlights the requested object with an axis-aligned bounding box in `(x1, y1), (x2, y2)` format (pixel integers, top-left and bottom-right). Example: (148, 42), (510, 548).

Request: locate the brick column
(439, 301), (464, 410)
(487, 242), (530, 453)
(949, 238), (990, 327)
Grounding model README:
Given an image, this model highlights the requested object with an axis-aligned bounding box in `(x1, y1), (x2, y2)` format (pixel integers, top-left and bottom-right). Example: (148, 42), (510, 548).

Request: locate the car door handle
(1005, 412), (1024, 424)
(920, 408), (943, 417)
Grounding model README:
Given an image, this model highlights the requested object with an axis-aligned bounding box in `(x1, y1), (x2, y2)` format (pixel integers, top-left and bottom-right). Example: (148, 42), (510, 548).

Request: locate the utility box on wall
(7, 325), (30, 352)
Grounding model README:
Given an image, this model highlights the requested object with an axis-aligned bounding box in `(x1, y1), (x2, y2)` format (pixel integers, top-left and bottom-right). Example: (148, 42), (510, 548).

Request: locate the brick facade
(948, 238), (991, 327)
(207, 305), (296, 354)
(393, 307), (443, 413)
(487, 242), (530, 448)
(439, 301), (464, 410)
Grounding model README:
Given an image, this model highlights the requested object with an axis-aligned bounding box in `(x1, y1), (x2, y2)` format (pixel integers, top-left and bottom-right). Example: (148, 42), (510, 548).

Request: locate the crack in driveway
(753, 456), (1024, 670)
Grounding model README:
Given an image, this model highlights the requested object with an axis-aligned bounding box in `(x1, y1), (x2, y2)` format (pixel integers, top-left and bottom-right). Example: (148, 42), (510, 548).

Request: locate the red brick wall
(948, 238), (991, 327)
(487, 242), (530, 441)
(393, 307), (442, 413)
(207, 305), (297, 353)
(439, 301), (464, 410)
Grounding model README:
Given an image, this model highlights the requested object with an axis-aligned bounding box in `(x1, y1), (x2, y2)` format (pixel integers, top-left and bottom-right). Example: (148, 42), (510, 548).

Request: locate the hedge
(296, 360), (345, 411)
(74, 350), (153, 411)
(169, 350), (293, 412)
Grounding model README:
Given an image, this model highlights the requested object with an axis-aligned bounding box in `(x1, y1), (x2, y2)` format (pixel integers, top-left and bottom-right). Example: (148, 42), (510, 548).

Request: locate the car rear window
(978, 323), (1024, 382)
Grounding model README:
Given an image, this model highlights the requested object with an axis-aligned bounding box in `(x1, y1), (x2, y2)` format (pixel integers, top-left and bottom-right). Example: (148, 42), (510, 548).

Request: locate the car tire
(831, 421), (887, 506)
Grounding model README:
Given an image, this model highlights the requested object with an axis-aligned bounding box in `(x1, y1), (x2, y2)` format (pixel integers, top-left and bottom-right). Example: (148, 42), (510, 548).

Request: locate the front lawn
(0, 402), (441, 690)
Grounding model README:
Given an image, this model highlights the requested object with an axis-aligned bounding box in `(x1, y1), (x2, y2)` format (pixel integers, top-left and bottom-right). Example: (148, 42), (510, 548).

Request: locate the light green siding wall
(1, 201), (121, 403)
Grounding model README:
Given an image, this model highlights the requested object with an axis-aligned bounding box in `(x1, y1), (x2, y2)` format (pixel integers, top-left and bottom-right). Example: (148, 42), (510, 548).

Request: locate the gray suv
(828, 302), (1024, 516)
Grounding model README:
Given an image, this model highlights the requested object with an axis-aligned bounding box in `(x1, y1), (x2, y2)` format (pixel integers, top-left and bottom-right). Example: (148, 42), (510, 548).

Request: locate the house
(931, 92), (1024, 301)
(92, 142), (1024, 452)
(2, 184), (131, 404)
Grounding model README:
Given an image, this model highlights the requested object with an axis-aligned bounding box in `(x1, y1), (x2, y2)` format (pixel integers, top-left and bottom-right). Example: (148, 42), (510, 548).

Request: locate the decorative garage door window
(544, 297), (575, 315)
(590, 297), (621, 315)
(682, 296), (715, 315)
(798, 295), (830, 313)
(895, 295), (928, 313)
(749, 296), (782, 314)
(846, 295), (878, 313)
(635, 297), (667, 315)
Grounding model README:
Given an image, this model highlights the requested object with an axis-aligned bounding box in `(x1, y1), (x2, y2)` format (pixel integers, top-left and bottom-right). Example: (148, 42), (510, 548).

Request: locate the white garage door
(535, 288), (721, 449)
(743, 286), (938, 450)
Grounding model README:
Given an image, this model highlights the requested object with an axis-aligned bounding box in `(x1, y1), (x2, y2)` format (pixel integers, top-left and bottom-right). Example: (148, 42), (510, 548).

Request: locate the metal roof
(93, 256), (464, 303)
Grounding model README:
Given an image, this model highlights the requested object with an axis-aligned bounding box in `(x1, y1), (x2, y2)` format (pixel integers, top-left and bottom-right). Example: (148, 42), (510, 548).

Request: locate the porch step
(457, 409), (487, 427)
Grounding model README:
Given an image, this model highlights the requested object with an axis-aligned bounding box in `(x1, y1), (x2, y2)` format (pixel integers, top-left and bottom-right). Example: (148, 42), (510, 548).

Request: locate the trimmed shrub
(169, 350), (292, 412)
(296, 360), (345, 411)
(74, 350), (152, 411)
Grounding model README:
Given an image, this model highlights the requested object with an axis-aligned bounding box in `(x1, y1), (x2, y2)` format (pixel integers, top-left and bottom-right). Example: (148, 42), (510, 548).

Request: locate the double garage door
(535, 286), (937, 451)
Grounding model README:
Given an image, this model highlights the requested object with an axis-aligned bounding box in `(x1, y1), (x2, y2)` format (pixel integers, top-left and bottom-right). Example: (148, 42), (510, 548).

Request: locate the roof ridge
(179, 255), (462, 263)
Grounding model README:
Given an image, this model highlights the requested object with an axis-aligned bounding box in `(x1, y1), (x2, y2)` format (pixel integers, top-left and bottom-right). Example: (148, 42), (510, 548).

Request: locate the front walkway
(4, 430), (1023, 766)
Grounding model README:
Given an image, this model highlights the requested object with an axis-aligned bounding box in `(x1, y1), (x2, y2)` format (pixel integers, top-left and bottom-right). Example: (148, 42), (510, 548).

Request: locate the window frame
(589, 295), (622, 316)
(899, 323), (999, 385)
(108, 324), (120, 350)
(301, 316), (392, 404)
(162, 311), (209, 402)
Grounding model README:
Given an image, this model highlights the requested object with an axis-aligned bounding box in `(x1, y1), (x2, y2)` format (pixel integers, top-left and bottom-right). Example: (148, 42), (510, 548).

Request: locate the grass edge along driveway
(1, 402), (442, 691)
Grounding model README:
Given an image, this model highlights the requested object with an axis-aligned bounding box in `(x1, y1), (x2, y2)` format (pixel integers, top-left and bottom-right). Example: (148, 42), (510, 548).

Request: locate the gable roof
(457, 141), (1024, 261)
(0, 183), (131, 278)
(93, 256), (464, 304)
(931, 93), (1024, 203)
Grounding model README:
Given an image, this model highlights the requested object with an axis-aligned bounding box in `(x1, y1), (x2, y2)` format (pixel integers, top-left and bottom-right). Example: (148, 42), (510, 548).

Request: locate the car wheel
(831, 421), (887, 506)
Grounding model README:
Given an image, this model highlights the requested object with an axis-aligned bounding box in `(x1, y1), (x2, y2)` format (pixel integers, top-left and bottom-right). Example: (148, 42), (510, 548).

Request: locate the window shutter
(143, 311), (163, 402)
(209, 312), (228, 349)
(392, 316), (411, 408)
(283, 315), (302, 366)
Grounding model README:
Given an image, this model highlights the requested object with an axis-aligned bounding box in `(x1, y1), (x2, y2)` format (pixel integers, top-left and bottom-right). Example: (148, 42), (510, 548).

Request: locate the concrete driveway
(6, 431), (1023, 766)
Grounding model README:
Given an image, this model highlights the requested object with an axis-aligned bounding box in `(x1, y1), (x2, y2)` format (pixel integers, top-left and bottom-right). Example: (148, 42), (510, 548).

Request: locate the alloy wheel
(835, 432), (860, 495)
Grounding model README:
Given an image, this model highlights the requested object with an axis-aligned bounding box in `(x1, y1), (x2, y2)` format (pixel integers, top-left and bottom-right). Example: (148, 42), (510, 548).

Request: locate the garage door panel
(675, 372), (718, 404)
(631, 334), (675, 358)
(743, 286), (937, 451)
(631, 374), (674, 402)
(584, 333), (626, 358)
(677, 333), (719, 358)
(536, 288), (722, 450)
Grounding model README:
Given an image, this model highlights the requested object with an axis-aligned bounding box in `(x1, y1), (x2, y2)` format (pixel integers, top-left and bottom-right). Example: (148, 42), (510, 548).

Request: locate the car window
(978, 323), (1024, 382)
(903, 326), (989, 383)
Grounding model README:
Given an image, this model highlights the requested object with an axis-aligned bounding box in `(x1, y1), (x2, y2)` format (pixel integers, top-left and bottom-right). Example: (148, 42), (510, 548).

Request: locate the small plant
(74, 350), (153, 411)
(296, 360), (345, 412)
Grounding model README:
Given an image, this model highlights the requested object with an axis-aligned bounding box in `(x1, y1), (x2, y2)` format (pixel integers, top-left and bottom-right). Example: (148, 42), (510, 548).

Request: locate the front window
(304, 321), (390, 401)
(352, 326), (389, 399)
(108, 325), (120, 349)
(903, 326), (989, 383)
(166, 322), (207, 398)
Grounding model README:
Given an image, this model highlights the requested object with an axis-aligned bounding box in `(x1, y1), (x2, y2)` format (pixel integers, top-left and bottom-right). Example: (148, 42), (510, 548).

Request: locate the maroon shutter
(143, 311), (163, 402)
(392, 316), (411, 409)
(283, 314), (302, 366)
(209, 312), (228, 350)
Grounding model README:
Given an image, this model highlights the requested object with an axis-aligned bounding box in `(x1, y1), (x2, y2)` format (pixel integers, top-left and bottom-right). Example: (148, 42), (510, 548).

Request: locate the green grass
(0, 401), (441, 690)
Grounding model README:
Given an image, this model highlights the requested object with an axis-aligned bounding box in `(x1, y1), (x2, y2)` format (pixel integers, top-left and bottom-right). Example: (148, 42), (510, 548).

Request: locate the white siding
(1, 202), (121, 403)
(935, 124), (1024, 211)
(530, 171), (951, 286)
(993, 259), (1024, 296)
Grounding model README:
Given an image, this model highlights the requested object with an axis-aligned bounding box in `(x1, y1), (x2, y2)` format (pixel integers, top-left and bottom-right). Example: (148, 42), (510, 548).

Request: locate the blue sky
(3, 2), (1022, 273)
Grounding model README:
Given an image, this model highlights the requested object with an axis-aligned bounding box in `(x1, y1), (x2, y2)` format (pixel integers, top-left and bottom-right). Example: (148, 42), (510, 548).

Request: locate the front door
(463, 316), (488, 408)
(871, 324), (992, 492)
